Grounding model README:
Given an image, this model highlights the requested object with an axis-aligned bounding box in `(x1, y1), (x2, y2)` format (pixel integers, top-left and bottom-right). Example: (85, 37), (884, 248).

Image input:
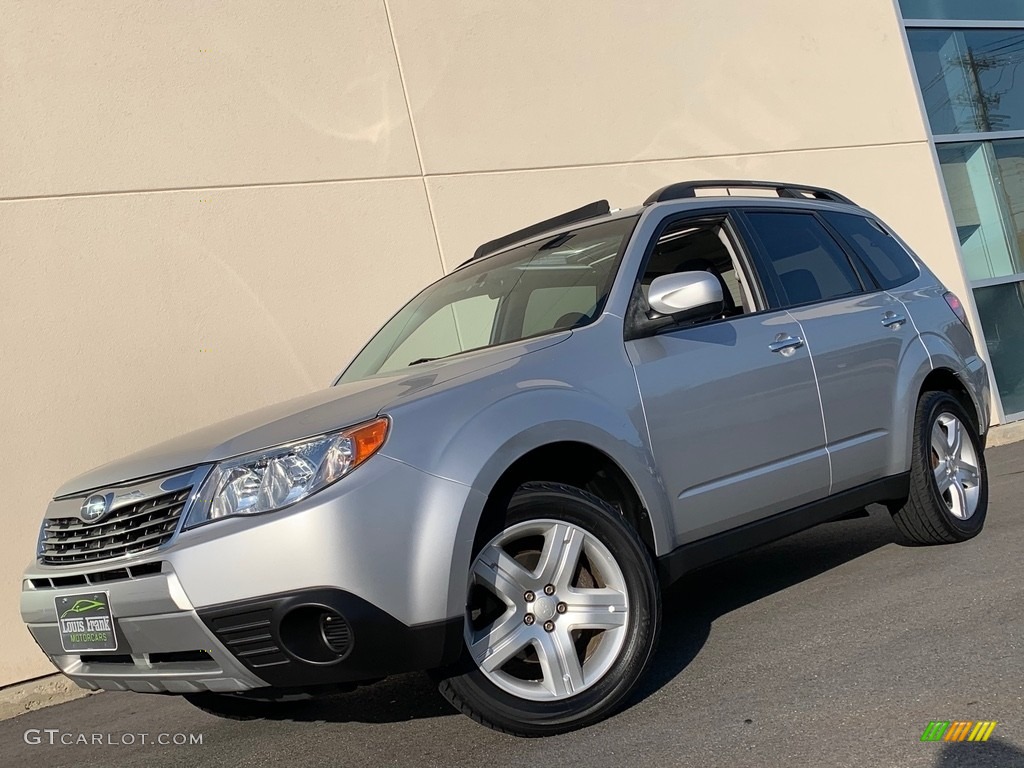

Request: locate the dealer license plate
(54, 592), (117, 652)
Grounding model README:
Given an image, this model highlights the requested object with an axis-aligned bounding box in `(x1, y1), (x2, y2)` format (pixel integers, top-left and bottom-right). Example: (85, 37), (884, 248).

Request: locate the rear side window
(744, 211), (862, 307)
(822, 212), (920, 289)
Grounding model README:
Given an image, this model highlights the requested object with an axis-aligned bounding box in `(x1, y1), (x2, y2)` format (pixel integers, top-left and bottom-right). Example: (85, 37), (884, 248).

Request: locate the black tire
(182, 690), (317, 721)
(435, 481), (661, 736)
(891, 391), (988, 545)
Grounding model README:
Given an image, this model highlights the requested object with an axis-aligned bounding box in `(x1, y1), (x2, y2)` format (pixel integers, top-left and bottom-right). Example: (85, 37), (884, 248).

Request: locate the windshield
(339, 215), (638, 383)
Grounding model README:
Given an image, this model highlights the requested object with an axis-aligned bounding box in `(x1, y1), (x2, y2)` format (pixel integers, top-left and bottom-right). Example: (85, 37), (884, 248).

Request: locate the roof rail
(469, 199), (611, 263)
(644, 180), (854, 206)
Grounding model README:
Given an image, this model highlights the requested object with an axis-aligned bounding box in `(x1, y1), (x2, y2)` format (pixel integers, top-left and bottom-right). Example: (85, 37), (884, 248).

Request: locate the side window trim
(716, 221), (757, 311)
(727, 210), (783, 309)
(736, 207), (870, 310)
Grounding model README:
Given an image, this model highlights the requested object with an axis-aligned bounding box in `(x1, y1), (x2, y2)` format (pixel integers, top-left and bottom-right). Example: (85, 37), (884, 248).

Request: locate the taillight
(944, 291), (972, 335)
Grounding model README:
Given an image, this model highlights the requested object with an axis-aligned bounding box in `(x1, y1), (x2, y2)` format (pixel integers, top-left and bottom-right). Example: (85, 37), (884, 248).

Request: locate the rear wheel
(436, 481), (660, 736)
(891, 391), (987, 545)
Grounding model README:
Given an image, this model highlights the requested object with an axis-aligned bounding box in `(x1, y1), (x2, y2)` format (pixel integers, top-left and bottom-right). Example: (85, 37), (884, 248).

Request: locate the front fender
(452, 388), (671, 542)
(409, 386), (671, 621)
(377, 327), (672, 619)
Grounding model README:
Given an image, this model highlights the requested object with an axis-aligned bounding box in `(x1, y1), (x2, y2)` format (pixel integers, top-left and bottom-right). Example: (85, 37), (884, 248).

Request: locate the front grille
(28, 561), (164, 589)
(40, 489), (190, 565)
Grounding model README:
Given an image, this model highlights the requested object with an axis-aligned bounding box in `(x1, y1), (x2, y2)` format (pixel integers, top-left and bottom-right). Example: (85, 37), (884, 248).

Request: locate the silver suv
(21, 180), (990, 735)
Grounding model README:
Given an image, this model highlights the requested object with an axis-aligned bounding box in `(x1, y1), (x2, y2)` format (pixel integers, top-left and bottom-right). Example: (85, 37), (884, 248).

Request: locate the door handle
(882, 312), (907, 329)
(769, 334), (805, 355)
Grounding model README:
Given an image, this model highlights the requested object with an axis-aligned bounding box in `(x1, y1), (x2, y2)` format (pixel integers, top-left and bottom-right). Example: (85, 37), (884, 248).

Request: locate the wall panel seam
(422, 139), (930, 179)
(0, 138), (930, 204)
(380, 0), (447, 272)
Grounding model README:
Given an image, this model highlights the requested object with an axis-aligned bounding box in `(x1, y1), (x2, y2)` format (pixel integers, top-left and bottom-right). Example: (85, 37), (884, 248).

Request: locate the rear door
(740, 208), (919, 493)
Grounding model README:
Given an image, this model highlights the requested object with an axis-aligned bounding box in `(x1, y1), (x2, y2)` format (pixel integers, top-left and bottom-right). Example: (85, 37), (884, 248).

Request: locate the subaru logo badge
(80, 493), (112, 524)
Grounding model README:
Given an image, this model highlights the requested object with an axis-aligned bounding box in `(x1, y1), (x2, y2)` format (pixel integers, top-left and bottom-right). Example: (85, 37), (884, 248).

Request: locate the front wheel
(436, 482), (661, 736)
(891, 391), (988, 545)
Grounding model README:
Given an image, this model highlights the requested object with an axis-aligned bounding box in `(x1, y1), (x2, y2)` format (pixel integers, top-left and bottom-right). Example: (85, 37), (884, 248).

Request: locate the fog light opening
(278, 606), (353, 664)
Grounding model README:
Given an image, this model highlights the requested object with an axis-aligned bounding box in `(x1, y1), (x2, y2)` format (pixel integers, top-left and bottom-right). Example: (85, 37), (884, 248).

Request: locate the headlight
(184, 417), (388, 529)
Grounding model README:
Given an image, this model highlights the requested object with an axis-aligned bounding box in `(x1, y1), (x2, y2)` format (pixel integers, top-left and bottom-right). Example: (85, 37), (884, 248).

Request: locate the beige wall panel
(1, 0), (974, 691)
(388, 0), (926, 174)
(0, 178), (441, 685)
(426, 143), (970, 304)
(0, 0), (419, 197)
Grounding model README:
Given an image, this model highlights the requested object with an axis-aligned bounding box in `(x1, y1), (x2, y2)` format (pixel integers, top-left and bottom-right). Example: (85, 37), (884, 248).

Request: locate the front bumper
(21, 454), (480, 693)
(197, 587), (461, 689)
(21, 562), (263, 693)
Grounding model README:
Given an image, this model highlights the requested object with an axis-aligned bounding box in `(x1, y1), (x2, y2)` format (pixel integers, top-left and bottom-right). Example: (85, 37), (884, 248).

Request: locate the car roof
(460, 180), (874, 270)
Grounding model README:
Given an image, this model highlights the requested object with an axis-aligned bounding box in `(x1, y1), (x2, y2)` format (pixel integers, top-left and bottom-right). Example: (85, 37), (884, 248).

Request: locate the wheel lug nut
(556, 602), (567, 614)
(543, 620), (555, 632)
(524, 591), (535, 602)
(524, 614), (535, 625)
(543, 584), (555, 596)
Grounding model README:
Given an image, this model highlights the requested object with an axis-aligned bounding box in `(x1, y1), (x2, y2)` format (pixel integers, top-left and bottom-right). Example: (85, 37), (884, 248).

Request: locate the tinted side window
(822, 212), (920, 289)
(745, 211), (862, 306)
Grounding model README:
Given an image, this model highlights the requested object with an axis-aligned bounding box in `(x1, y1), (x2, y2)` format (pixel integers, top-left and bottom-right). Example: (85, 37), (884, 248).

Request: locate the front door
(625, 214), (830, 546)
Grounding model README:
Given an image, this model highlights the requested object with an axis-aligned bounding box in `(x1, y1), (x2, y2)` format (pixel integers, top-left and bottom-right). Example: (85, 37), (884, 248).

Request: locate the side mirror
(647, 271), (724, 321)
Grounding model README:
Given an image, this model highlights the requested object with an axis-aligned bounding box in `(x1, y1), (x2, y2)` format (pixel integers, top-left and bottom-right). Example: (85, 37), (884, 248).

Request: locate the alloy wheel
(465, 519), (630, 701)
(930, 412), (982, 520)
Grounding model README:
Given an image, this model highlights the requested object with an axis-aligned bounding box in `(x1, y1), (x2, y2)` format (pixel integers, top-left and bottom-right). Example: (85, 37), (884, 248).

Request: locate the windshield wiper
(408, 350), (471, 366)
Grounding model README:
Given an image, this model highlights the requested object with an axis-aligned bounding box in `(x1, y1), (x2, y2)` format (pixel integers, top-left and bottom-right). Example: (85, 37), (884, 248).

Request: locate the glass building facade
(903, 1), (1024, 419)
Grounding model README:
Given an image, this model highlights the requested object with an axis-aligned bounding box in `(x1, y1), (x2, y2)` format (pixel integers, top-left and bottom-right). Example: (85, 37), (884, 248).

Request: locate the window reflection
(993, 140), (1024, 263)
(938, 142), (1024, 280)
(975, 281), (1024, 416)
(909, 29), (1024, 134)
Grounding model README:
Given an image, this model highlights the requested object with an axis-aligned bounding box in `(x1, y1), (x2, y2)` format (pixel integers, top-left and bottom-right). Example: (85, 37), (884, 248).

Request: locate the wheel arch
(919, 368), (983, 434)
(892, 364), (985, 478)
(915, 332), (989, 436)
(891, 329), (986, 476)
(442, 424), (672, 621)
(474, 440), (658, 554)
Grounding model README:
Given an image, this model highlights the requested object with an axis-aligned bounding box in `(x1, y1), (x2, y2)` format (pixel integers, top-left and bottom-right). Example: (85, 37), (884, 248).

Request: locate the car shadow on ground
(245, 506), (898, 725)
(934, 738), (1024, 767)
(236, 671), (455, 723)
(630, 504), (899, 704)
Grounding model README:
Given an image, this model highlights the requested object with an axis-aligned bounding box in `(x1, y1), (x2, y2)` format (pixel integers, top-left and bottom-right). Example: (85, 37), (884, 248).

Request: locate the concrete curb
(988, 420), (1024, 448)
(0, 674), (95, 721)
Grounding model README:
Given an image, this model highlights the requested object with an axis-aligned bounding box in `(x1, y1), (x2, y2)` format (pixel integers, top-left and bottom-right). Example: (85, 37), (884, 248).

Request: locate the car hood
(54, 337), (565, 497)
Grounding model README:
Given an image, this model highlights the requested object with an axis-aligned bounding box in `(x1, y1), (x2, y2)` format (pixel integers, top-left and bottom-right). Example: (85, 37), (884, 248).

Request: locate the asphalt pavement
(3, 442), (1023, 768)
